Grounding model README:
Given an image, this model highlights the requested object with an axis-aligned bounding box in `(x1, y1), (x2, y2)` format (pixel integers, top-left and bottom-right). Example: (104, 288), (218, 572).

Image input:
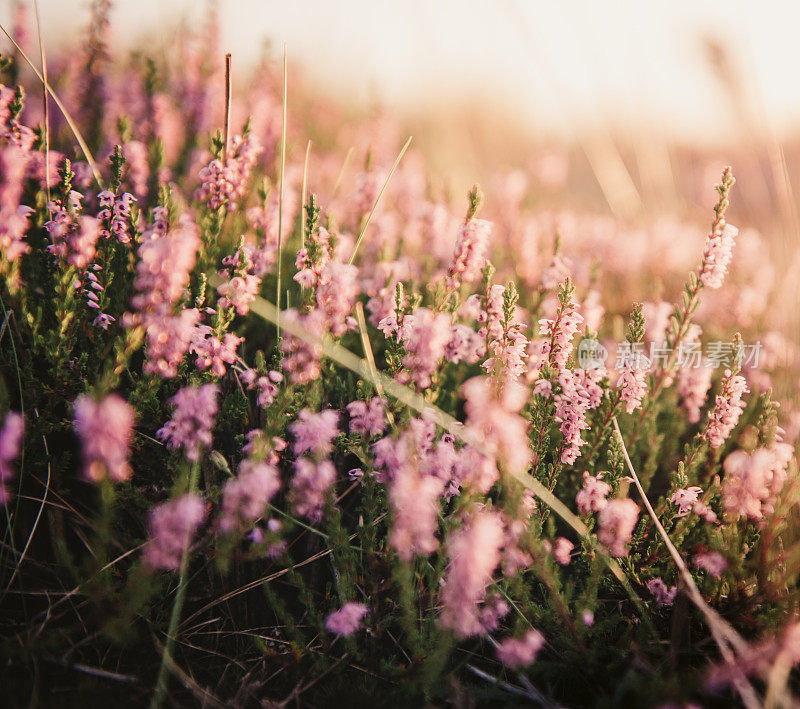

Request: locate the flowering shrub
(1, 5), (800, 708)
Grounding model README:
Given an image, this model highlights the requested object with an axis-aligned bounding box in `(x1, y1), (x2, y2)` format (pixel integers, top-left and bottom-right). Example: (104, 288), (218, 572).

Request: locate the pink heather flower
(439, 509), (504, 638)
(693, 551), (728, 578)
(131, 221), (200, 314)
(446, 218), (491, 290)
(47, 212), (101, 270)
(539, 288), (583, 371)
(398, 307), (452, 389)
(704, 370), (749, 448)
(617, 366), (648, 414)
(315, 262), (360, 337)
(462, 376), (531, 476)
(196, 132), (261, 211)
(217, 272), (261, 316)
(157, 384), (219, 462)
(552, 368), (604, 465)
(388, 458), (445, 560)
(325, 602), (369, 636)
(289, 458), (336, 522)
(721, 444), (793, 521)
(142, 309), (201, 378)
(0, 412), (24, 504)
(445, 324), (486, 364)
(692, 501), (718, 523)
(670, 486), (703, 516)
(677, 366), (713, 424)
(581, 610), (595, 627)
(699, 222), (738, 289)
(73, 394), (135, 483)
(280, 308), (326, 385)
(647, 577), (678, 607)
(552, 537), (574, 565)
(481, 285), (529, 381)
(346, 397), (387, 437)
(97, 190), (135, 244)
(219, 460), (281, 534)
(597, 498), (639, 557)
(495, 629), (546, 669)
(479, 595), (510, 633)
(143, 493), (206, 571)
(290, 409), (340, 458)
(191, 326), (242, 377)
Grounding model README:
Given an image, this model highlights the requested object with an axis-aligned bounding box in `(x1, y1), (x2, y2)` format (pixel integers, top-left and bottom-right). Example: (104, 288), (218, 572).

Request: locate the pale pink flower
(576, 472), (612, 515)
(217, 272), (261, 316)
(446, 218), (491, 290)
(552, 537), (574, 565)
(325, 602), (369, 636)
(721, 444), (793, 521)
(289, 458), (336, 522)
(597, 498), (639, 557)
(156, 384), (219, 462)
(219, 460), (281, 533)
(670, 486), (703, 516)
(617, 366), (648, 414)
(693, 551), (728, 578)
(388, 460), (444, 560)
(398, 307), (452, 389)
(495, 629), (545, 668)
(699, 223), (737, 289)
(143, 493), (206, 571)
(191, 327), (241, 377)
(462, 376), (531, 476)
(678, 366), (713, 424)
(290, 409), (340, 458)
(346, 397), (387, 437)
(446, 324), (486, 365)
(704, 370), (749, 448)
(0, 412), (24, 503)
(280, 308), (326, 385)
(439, 509), (504, 638)
(315, 262), (360, 337)
(647, 577), (677, 606)
(73, 394), (135, 483)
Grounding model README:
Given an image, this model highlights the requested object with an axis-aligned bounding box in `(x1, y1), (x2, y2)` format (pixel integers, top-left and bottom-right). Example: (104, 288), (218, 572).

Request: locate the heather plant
(1, 6), (800, 709)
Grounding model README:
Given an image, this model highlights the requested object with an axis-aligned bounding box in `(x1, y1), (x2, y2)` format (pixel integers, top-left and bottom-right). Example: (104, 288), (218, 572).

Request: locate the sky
(2, 0), (800, 144)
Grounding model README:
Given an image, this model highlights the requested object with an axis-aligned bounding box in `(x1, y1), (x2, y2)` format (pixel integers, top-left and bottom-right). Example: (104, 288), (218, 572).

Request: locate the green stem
(150, 461), (201, 709)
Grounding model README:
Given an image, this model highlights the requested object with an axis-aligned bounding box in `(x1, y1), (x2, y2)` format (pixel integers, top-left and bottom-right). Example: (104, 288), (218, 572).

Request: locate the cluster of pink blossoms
(462, 376), (531, 476)
(446, 218), (491, 290)
(157, 384), (219, 462)
(288, 409), (340, 522)
(699, 222), (738, 289)
(550, 368), (604, 464)
(480, 285), (529, 381)
(143, 493), (206, 571)
(0, 412), (24, 503)
(346, 397), (387, 437)
(647, 577), (677, 607)
(721, 443), (793, 521)
(96, 190), (135, 243)
(597, 498), (640, 557)
(0, 146), (33, 268)
(495, 629), (546, 668)
(704, 370), (749, 448)
(240, 368), (283, 408)
(73, 394), (135, 482)
(196, 131), (262, 211)
(127, 217), (201, 377)
(397, 307), (452, 389)
(191, 326), (242, 377)
(617, 365), (648, 414)
(539, 287), (584, 371)
(677, 365), (713, 424)
(217, 247), (261, 315)
(219, 459), (281, 534)
(315, 262), (360, 337)
(325, 602), (369, 637)
(669, 486), (716, 522)
(575, 471), (612, 516)
(439, 508), (504, 638)
(280, 308), (326, 384)
(46, 193), (102, 271)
